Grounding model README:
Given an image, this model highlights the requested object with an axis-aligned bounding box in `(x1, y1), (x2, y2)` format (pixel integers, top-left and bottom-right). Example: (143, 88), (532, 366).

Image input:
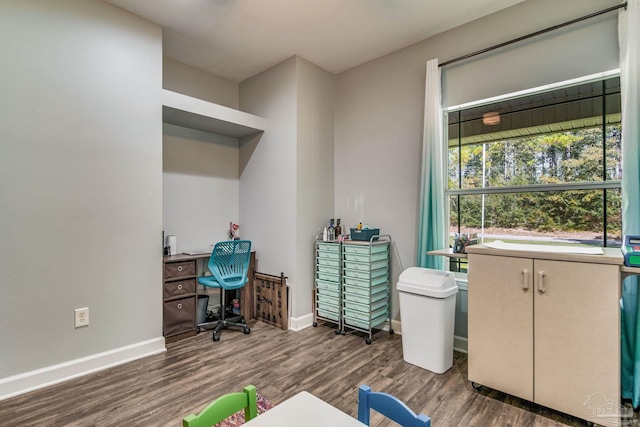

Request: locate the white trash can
(397, 267), (458, 374)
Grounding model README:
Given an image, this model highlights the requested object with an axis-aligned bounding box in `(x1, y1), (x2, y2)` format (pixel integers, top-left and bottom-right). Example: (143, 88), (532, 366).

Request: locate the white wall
(239, 58), (298, 306)
(163, 58), (239, 109)
(334, 0), (621, 321)
(239, 57), (335, 322)
(295, 57), (335, 320)
(0, 0), (163, 396)
(163, 124), (240, 253)
(162, 61), (242, 254)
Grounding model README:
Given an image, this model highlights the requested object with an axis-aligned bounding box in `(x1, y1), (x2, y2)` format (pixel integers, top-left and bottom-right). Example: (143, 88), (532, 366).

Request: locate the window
(445, 75), (622, 271)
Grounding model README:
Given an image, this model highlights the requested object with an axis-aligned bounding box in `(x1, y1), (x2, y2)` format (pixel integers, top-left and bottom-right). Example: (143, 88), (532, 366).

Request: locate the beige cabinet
(467, 247), (621, 422)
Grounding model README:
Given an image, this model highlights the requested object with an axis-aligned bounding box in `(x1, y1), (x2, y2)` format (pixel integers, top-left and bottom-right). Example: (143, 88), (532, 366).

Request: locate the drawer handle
(177, 284), (183, 290)
(521, 269), (529, 290)
(538, 271), (546, 294)
(177, 303), (183, 309)
(178, 266), (183, 272)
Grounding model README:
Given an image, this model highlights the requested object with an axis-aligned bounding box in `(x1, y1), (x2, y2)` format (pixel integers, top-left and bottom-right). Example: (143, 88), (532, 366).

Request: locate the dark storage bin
(350, 228), (380, 241)
(197, 294), (209, 324)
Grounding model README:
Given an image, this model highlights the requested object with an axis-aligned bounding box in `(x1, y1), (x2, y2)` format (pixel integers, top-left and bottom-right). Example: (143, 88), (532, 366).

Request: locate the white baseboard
(0, 337), (166, 401)
(454, 336), (468, 353)
(289, 312), (313, 331)
(391, 319), (402, 334)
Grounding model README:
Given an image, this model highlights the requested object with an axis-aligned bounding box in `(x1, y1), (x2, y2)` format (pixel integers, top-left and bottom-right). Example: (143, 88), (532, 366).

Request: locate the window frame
(442, 69), (622, 249)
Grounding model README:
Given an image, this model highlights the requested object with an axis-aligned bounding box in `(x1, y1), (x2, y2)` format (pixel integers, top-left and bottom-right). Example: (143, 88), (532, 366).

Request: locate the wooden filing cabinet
(163, 257), (197, 339)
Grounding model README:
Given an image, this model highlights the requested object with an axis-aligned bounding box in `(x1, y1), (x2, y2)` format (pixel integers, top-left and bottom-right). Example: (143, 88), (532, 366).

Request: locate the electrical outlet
(75, 307), (89, 328)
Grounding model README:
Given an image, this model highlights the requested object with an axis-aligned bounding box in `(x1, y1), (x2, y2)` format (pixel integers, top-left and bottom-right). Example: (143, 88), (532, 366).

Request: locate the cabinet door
(534, 260), (620, 420)
(468, 254), (534, 401)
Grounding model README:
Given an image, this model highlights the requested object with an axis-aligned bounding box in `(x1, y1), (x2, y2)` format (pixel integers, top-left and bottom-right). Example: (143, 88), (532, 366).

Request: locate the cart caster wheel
(365, 338), (372, 345)
(313, 322), (318, 327)
(471, 382), (482, 391)
(243, 326), (251, 334)
(335, 329), (340, 334)
(341, 330), (346, 335)
(212, 332), (220, 342)
(389, 329), (395, 335)
(196, 327), (202, 333)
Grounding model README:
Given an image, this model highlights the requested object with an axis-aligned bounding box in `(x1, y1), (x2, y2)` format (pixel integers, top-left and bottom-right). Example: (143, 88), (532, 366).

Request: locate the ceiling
(104, 0), (526, 83)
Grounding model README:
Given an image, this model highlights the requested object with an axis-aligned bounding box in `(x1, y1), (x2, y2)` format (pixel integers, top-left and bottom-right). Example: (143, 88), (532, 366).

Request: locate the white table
(243, 391), (366, 427)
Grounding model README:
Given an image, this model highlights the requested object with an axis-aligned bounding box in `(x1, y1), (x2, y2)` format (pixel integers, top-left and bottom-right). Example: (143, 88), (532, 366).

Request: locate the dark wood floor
(0, 320), (602, 426)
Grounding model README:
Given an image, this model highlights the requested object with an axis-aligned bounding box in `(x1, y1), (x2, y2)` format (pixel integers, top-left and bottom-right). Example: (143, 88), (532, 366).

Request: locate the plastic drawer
(317, 272), (340, 283)
(343, 252), (388, 263)
(317, 265), (340, 274)
(343, 267), (388, 280)
(343, 298), (388, 313)
(342, 243), (389, 255)
(343, 259), (388, 272)
(317, 294), (339, 306)
(316, 285), (340, 298)
(344, 275), (388, 288)
(344, 305), (388, 322)
(317, 258), (340, 267)
(344, 282), (388, 296)
(316, 279), (340, 291)
(317, 243), (340, 253)
(317, 308), (339, 321)
(317, 250), (340, 260)
(344, 311), (388, 329)
(343, 290), (387, 305)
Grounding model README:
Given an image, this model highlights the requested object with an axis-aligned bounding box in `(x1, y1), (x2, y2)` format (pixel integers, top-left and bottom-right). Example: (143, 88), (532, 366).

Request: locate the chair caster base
(243, 326), (250, 334)
(212, 332), (220, 342)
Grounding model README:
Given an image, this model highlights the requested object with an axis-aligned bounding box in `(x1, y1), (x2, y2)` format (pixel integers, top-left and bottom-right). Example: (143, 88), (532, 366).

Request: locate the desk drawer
(164, 278), (196, 299)
(164, 260), (196, 280)
(163, 296), (195, 336)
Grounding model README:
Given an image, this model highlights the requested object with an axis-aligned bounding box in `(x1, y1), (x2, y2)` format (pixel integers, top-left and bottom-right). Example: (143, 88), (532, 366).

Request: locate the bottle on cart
(328, 219), (335, 241)
(335, 219), (342, 238)
(323, 226), (328, 241)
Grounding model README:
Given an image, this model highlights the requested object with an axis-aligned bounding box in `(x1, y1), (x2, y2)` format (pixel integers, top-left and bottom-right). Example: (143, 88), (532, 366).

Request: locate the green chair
(183, 384), (258, 427)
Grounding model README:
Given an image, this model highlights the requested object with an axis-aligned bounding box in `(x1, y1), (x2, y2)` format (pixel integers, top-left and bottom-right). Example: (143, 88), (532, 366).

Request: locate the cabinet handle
(177, 284), (183, 290)
(538, 271), (546, 293)
(521, 269), (529, 290)
(177, 303), (183, 309)
(178, 266), (183, 272)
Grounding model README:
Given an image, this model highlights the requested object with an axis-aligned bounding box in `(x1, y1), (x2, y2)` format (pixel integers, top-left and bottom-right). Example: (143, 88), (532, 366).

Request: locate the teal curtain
(417, 59), (446, 270)
(619, 0), (640, 408)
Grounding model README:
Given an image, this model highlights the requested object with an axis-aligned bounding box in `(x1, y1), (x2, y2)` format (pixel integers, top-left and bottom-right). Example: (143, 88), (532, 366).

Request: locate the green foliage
(448, 126), (622, 235)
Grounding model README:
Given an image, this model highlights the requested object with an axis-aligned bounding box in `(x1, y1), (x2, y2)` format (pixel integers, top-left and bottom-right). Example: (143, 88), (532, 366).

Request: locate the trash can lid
(397, 267), (458, 298)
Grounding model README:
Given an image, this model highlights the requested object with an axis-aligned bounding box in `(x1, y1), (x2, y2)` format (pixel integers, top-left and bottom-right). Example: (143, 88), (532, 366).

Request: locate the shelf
(162, 89), (266, 138)
(427, 248), (468, 259)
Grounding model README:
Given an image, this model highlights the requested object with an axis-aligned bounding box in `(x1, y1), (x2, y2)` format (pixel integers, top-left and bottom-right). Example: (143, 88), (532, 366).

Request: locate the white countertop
(243, 391), (366, 427)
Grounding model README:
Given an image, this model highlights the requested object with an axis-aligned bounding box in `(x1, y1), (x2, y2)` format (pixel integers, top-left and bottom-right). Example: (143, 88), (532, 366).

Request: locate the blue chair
(197, 240), (252, 342)
(357, 384), (431, 427)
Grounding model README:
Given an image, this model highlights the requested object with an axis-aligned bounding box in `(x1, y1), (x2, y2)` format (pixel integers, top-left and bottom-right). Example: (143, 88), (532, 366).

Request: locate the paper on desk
(484, 240), (604, 255)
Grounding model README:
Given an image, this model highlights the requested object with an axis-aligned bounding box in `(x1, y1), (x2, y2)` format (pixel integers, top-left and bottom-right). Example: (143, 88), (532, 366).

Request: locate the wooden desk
(243, 391), (365, 427)
(162, 251), (256, 341)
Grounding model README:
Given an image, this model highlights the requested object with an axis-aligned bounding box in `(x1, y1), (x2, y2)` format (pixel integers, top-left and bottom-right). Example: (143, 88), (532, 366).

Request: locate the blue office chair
(357, 384), (431, 427)
(197, 240), (252, 342)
